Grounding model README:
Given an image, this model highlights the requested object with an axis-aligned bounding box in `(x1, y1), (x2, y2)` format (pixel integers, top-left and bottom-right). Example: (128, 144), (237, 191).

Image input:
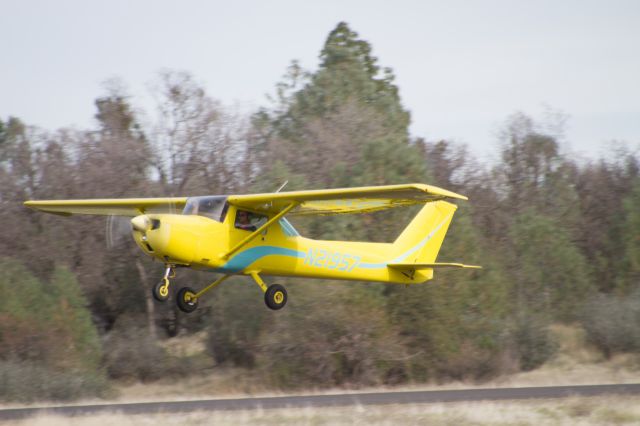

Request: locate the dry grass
(104, 324), (640, 405)
(486, 324), (640, 388)
(2, 324), (640, 415)
(7, 396), (640, 426)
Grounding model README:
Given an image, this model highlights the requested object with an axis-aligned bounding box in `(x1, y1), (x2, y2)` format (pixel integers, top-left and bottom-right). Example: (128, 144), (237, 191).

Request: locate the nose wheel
(152, 266), (175, 302)
(153, 278), (170, 302)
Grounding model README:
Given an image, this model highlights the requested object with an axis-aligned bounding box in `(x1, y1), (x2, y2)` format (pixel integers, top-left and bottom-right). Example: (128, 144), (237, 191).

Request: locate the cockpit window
(182, 196), (228, 222)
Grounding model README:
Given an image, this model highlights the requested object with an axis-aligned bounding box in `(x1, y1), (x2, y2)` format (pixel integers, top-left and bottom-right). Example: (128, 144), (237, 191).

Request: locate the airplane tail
(390, 200), (458, 265)
(388, 201), (481, 277)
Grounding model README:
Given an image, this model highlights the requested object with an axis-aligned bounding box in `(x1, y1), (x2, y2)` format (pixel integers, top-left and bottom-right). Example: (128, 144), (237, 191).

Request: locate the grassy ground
(8, 397), (640, 426)
(486, 324), (640, 388)
(108, 324), (640, 403)
(2, 324), (640, 425)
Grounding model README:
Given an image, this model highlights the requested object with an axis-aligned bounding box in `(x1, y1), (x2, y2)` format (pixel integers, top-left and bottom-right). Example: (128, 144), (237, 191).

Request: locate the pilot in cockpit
(235, 210), (257, 232)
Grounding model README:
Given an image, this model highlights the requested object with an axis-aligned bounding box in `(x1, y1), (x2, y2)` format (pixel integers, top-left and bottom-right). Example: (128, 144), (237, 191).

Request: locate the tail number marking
(304, 249), (360, 272)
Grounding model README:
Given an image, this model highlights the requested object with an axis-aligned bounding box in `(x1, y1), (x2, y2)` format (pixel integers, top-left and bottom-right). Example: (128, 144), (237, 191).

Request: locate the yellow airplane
(24, 184), (480, 312)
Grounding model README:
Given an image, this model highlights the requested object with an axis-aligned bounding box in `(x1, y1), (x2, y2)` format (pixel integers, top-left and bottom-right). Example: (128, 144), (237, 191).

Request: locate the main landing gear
(249, 272), (287, 310)
(152, 267), (288, 313)
(264, 284), (288, 310)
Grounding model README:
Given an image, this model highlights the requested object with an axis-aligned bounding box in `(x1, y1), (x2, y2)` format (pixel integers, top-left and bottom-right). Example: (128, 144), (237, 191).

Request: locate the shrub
(206, 279), (266, 368)
(103, 327), (169, 382)
(257, 282), (407, 389)
(0, 361), (110, 403)
(513, 315), (558, 371)
(580, 290), (640, 357)
(103, 318), (200, 382)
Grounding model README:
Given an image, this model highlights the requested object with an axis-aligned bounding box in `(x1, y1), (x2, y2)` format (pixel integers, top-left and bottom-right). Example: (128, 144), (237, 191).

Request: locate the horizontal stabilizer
(388, 262), (482, 269)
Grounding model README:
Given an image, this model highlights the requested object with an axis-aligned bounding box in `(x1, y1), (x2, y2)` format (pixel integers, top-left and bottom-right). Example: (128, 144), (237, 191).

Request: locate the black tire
(264, 284), (287, 310)
(153, 280), (170, 302)
(176, 287), (198, 313)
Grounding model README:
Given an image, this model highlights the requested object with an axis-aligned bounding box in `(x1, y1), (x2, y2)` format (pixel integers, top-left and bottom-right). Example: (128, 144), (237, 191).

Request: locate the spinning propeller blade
(106, 215), (134, 249)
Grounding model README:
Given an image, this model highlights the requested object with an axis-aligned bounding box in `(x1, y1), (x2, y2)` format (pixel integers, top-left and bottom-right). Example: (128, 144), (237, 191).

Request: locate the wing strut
(221, 202), (299, 259)
(387, 262), (482, 269)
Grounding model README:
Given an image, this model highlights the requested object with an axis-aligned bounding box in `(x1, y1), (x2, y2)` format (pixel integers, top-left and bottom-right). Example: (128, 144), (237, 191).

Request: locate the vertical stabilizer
(391, 201), (457, 264)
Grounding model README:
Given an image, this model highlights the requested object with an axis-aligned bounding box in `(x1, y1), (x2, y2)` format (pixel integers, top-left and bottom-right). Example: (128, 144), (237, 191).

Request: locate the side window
(235, 210), (267, 232)
(279, 218), (300, 237)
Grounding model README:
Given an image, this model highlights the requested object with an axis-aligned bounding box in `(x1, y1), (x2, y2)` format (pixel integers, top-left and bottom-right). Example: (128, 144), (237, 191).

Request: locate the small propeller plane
(24, 184), (480, 312)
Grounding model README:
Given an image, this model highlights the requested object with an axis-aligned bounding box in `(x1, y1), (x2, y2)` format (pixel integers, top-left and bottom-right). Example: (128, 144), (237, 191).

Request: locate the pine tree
(619, 179), (640, 292)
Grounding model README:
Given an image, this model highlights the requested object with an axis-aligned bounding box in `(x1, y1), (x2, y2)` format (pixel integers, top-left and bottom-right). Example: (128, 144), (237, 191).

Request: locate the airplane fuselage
(132, 206), (431, 284)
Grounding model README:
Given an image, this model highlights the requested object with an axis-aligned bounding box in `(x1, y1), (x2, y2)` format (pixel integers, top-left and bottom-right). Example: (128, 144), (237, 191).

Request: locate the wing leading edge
(23, 197), (188, 217)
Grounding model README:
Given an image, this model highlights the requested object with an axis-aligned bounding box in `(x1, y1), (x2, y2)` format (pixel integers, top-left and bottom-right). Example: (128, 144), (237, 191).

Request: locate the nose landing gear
(152, 266), (175, 302)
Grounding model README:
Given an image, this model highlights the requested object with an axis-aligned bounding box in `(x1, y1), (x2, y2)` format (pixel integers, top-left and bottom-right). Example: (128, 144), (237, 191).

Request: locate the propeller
(106, 215), (134, 249)
(105, 200), (180, 249)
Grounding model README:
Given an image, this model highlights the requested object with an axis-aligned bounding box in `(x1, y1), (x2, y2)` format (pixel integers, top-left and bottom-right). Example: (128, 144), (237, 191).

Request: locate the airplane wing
(228, 183), (467, 216)
(23, 197), (188, 217)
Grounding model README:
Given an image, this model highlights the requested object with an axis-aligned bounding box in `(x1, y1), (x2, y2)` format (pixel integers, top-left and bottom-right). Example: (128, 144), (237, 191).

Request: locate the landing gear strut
(250, 272), (288, 310)
(176, 275), (230, 313)
(152, 266), (175, 302)
(170, 271), (289, 313)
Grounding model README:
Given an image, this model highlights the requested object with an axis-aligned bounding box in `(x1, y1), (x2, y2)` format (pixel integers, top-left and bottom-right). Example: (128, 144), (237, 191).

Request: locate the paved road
(2, 383), (640, 421)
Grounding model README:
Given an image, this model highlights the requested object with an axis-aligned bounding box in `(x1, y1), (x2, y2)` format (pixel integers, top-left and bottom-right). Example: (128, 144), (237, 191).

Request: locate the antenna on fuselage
(275, 180), (289, 193)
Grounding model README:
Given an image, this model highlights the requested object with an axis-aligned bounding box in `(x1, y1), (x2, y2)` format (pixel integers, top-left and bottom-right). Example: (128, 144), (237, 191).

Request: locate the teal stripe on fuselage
(217, 214), (449, 274)
(356, 213), (454, 268)
(216, 246), (305, 273)
(358, 262), (386, 268)
(388, 213), (453, 263)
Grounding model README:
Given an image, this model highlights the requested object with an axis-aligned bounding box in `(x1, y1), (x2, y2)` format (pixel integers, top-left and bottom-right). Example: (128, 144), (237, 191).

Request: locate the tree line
(0, 22), (639, 401)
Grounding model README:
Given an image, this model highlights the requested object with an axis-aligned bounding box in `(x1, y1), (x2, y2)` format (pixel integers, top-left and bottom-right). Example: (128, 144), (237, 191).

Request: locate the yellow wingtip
(421, 184), (468, 201)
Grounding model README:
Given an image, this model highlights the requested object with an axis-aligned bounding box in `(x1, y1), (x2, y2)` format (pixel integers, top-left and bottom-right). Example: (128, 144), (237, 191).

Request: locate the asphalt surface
(2, 383), (640, 420)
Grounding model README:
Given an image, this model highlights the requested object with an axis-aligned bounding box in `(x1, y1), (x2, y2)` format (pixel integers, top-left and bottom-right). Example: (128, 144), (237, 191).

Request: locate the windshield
(182, 196), (228, 222)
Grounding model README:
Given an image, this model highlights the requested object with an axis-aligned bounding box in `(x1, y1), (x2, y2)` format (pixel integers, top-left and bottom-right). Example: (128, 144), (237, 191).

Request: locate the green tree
(386, 206), (511, 381)
(258, 281), (407, 388)
(0, 258), (107, 401)
(0, 259), (102, 371)
(497, 113), (580, 227)
(574, 153), (639, 292)
(252, 22), (426, 242)
(70, 89), (160, 335)
(619, 179), (640, 292)
(255, 22), (422, 187)
(508, 211), (593, 321)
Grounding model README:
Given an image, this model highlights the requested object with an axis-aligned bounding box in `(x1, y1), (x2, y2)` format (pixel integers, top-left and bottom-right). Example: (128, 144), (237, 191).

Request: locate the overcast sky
(1, 0), (639, 161)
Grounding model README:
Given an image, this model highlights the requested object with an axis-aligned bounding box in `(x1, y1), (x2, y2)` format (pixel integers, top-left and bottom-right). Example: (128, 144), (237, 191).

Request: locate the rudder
(391, 201), (458, 264)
